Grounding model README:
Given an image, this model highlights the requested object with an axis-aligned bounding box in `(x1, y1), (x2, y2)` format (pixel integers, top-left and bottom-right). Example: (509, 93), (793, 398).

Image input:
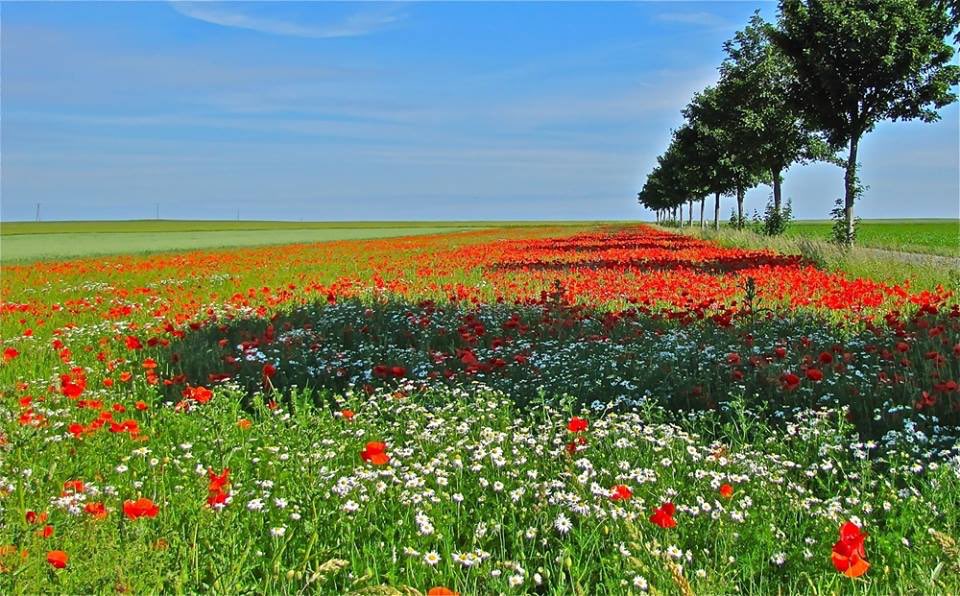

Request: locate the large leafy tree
(940, 0), (960, 42)
(720, 12), (834, 214)
(638, 142), (695, 224)
(672, 121), (734, 231)
(684, 84), (767, 229)
(772, 0), (959, 245)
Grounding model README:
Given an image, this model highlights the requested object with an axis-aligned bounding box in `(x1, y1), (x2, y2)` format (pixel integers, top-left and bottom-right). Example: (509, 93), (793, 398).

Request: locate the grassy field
(675, 226), (957, 293)
(0, 220), (602, 262)
(2, 225), (957, 593)
(0, 227), (471, 263)
(783, 219), (959, 257)
(0, 220), (599, 236)
(2, 218), (955, 262)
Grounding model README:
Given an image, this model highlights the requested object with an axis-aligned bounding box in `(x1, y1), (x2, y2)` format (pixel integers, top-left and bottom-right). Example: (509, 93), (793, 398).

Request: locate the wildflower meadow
(1, 225), (958, 594)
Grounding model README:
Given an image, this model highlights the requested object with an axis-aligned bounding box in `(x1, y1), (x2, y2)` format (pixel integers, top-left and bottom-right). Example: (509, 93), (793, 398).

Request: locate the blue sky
(2, 1), (957, 221)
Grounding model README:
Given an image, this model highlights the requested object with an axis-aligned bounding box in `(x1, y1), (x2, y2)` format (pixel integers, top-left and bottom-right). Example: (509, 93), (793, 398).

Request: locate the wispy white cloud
(169, 2), (404, 38)
(655, 11), (731, 29)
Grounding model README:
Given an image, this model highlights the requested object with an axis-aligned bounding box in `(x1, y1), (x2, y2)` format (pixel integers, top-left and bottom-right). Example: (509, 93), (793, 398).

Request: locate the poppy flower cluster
(123, 498), (159, 520)
(650, 502), (677, 528)
(831, 521), (870, 578)
(46, 550), (68, 569)
(0, 223), (955, 592)
(207, 468), (231, 508)
(360, 441), (390, 466)
(565, 417), (589, 454)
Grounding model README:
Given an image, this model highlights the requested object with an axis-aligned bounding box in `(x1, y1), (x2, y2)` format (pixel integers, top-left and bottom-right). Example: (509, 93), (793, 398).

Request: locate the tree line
(638, 0), (959, 245)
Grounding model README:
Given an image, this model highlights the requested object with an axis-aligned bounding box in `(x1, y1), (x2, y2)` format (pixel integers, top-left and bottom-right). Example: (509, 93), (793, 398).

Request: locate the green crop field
(0, 220), (603, 262)
(784, 219), (959, 257)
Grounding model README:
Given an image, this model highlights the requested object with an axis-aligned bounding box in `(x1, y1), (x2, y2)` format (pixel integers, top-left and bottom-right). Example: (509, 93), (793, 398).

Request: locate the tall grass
(674, 226), (957, 292)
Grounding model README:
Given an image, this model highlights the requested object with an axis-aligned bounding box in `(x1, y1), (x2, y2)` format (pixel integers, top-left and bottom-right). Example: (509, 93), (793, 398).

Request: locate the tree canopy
(639, 0), (958, 243)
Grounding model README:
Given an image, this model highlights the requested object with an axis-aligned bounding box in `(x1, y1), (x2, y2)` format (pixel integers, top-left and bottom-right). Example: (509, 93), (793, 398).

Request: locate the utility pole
(35, 203), (40, 222)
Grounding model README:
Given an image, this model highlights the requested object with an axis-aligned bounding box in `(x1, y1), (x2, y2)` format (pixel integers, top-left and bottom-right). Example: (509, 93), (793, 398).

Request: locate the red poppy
(123, 497), (159, 520)
(610, 484), (632, 501)
(2, 347), (18, 362)
(831, 521), (869, 578)
(719, 483), (734, 498)
(46, 550), (68, 569)
(805, 368), (824, 382)
(567, 416), (588, 433)
(63, 480), (85, 494)
(340, 409), (355, 421)
(360, 441), (390, 465)
(650, 502), (677, 528)
(84, 501), (108, 520)
(183, 385), (213, 403)
(25, 510), (48, 524)
(208, 468), (230, 494)
(781, 372), (801, 391)
(36, 525), (54, 538)
(135, 400), (149, 411)
(427, 588), (459, 596)
(61, 381), (84, 398)
(207, 491), (229, 508)
(565, 435), (587, 454)
(262, 363), (277, 379)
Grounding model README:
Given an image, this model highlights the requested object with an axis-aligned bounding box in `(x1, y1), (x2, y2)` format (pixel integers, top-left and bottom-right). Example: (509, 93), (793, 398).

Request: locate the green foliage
(773, 0), (959, 243)
(684, 84), (768, 198)
(686, 222), (955, 291)
(829, 175), (866, 246)
(637, 127), (712, 215)
(729, 208), (746, 230)
(645, 1), (958, 231)
(720, 12), (835, 196)
(0, 226), (476, 263)
(830, 198), (861, 247)
(4, 381), (959, 593)
(774, 0), (959, 146)
(755, 198), (794, 236)
(786, 220), (960, 257)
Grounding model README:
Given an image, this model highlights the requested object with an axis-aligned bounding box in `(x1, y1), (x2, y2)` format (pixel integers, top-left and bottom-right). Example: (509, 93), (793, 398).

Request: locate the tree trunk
(688, 199), (693, 226)
(843, 136), (859, 246)
(699, 197), (705, 229)
(713, 192), (720, 231)
(772, 168), (782, 212)
(736, 185), (744, 230)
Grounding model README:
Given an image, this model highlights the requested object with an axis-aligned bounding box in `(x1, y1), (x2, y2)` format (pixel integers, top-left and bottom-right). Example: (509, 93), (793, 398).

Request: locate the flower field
(1, 224), (958, 594)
